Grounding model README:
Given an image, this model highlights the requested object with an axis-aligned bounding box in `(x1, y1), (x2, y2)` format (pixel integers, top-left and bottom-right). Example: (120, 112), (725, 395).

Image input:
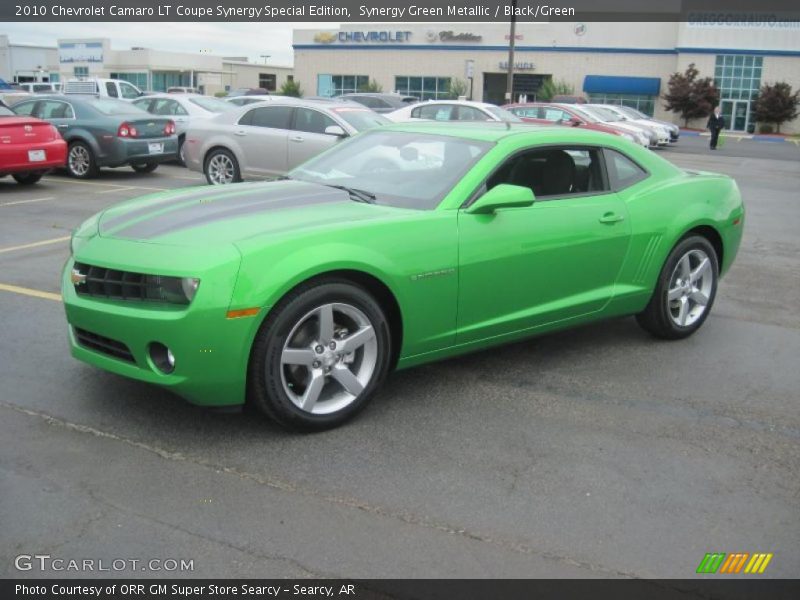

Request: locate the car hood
(97, 180), (404, 247)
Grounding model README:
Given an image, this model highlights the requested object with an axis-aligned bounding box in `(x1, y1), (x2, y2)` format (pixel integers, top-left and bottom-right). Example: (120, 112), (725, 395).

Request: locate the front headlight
(181, 277), (200, 302)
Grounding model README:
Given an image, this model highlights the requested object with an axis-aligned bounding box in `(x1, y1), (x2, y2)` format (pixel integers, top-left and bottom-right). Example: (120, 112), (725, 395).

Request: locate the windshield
(485, 106), (522, 122)
(0, 106), (13, 116)
(290, 130), (493, 210)
(87, 98), (148, 116)
(619, 106), (647, 119)
(584, 106), (622, 122)
(329, 107), (390, 131)
(567, 106), (600, 123)
(189, 96), (235, 113)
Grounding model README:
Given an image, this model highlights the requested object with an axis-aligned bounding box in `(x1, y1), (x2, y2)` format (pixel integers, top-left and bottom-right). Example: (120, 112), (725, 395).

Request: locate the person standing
(707, 106), (725, 150)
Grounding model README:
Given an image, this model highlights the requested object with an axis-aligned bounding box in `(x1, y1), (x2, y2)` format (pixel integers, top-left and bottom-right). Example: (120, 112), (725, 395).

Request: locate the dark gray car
(11, 95), (178, 178)
(336, 93), (418, 113)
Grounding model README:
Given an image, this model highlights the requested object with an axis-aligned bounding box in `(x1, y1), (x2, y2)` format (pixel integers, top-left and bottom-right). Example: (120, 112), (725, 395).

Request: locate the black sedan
(10, 95), (178, 178)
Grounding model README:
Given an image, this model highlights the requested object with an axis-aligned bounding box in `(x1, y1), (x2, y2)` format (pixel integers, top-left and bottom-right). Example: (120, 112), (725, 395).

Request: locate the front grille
(74, 327), (136, 363)
(72, 262), (188, 305)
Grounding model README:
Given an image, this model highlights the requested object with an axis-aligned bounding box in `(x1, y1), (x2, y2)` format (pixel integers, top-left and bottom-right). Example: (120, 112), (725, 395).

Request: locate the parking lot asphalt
(1, 136), (798, 579)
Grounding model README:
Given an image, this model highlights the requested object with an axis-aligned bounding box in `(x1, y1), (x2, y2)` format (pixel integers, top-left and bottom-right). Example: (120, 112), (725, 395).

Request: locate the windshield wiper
(325, 184), (376, 204)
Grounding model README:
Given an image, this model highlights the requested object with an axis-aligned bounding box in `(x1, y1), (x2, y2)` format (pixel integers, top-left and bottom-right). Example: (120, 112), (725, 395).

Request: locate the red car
(503, 102), (641, 144)
(0, 101), (67, 185)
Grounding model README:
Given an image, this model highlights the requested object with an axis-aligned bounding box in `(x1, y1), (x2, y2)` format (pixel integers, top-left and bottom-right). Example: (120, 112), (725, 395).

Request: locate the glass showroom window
(395, 77), (453, 101)
(332, 75), (370, 95)
(587, 93), (655, 116)
(110, 72), (148, 90)
(714, 55), (763, 131)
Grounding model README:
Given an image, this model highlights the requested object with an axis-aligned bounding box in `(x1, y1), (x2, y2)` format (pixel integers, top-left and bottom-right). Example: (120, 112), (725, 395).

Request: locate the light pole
(260, 55), (271, 64)
(506, 0), (517, 103)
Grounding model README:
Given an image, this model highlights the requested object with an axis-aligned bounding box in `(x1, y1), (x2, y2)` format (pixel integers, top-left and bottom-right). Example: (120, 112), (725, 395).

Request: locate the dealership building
(0, 35), (293, 96)
(293, 22), (800, 132)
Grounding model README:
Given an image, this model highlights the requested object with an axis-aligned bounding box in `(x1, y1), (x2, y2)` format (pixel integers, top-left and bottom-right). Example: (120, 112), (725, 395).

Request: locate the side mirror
(569, 118), (583, 127)
(466, 184), (535, 215)
(324, 125), (347, 137)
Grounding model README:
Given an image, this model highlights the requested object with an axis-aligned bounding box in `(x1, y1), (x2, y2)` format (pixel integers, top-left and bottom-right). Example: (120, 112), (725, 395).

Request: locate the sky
(2, 22), (334, 66)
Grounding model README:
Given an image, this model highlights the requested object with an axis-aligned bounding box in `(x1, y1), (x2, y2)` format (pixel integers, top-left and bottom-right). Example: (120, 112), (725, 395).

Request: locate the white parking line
(42, 177), (166, 191)
(94, 186), (139, 194)
(0, 236), (70, 255)
(0, 196), (55, 207)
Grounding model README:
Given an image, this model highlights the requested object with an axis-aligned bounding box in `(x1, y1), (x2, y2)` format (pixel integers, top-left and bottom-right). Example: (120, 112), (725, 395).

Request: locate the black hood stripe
(100, 185), (269, 233)
(110, 182), (350, 240)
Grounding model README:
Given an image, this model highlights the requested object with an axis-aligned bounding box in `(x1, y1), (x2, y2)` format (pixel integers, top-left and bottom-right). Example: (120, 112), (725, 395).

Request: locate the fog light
(149, 342), (175, 374)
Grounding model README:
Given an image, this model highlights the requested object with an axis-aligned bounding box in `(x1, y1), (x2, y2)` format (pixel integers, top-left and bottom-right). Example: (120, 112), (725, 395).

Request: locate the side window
(39, 101), (74, 119)
(12, 101), (37, 116)
(414, 104), (454, 121)
(119, 82), (140, 99)
(293, 108), (337, 135)
(456, 106), (491, 121)
(487, 147), (609, 199)
(105, 82), (119, 98)
(605, 149), (648, 190)
(542, 108), (568, 123)
(249, 106), (293, 129)
(151, 99), (187, 116)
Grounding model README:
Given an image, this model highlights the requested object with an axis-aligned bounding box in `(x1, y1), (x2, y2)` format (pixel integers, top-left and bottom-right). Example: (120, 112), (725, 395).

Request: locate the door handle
(233, 130), (246, 136)
(289, 136), (304, 143)
(57, 124), (69, 129)
(599, 212), (625, 224)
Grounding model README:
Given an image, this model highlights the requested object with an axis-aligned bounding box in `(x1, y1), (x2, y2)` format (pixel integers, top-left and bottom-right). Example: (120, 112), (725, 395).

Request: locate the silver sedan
(184, 99), (390, 185)
(132, 93), (235, 164)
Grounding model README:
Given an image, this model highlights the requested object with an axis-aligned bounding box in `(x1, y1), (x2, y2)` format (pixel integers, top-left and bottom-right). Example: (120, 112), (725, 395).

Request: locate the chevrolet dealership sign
(314, 30), (413, 43)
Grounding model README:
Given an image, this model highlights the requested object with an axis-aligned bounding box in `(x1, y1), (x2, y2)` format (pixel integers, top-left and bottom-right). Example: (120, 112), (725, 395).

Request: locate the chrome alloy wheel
(667, 249), (713, 327)
(279, 303), (378, 415)
(69, 145), (90, 176)
(207, 153), (235, 184)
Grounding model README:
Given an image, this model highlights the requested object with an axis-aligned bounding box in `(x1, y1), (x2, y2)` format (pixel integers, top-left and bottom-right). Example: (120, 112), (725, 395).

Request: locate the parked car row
(1, 89), (683, 186)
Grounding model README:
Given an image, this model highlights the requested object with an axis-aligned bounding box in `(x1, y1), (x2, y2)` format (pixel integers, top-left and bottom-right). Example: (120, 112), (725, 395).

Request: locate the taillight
(117, 122), (138, 138)
(163, 120), (176, 135)
(50, 125), (61, 138)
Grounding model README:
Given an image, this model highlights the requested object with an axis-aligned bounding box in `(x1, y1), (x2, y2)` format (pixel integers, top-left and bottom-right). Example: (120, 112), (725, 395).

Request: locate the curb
(678, 130), (799, 144)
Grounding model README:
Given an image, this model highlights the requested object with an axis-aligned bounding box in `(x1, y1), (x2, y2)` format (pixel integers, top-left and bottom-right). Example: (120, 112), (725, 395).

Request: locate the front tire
(131, 162), (158, 174)
(248, 280), (392, 432)
(67, 141), (99, 179)
(204, 148), (241, 185)
(12, 172), (43, 185)
(636, 235), (719, 339)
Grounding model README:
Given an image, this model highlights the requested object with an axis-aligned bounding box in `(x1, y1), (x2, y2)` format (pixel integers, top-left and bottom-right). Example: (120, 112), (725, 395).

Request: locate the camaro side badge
(411, 268), (455, 282)
(71, 268), (87, 286)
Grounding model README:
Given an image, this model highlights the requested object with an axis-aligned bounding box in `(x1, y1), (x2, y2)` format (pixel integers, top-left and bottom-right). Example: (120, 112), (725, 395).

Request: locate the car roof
(239, 98), (367, 110)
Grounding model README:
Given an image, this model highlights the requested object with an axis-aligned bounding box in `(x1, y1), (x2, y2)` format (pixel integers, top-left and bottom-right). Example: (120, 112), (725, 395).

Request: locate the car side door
(35, 99), (77, 136)
(286, 107), (344, 170)
(235, 105), (293, 177)
(456, 144), (632, 344)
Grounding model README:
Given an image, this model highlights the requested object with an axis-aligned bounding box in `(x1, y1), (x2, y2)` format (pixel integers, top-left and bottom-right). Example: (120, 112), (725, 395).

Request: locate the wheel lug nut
(329, 342), (336, 350)
(315, 345), (324, 354)
(312, 361), (320, 369)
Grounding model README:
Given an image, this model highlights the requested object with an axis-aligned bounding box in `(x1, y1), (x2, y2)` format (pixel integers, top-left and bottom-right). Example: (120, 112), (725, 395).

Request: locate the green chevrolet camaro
(64, 123), (744, 430)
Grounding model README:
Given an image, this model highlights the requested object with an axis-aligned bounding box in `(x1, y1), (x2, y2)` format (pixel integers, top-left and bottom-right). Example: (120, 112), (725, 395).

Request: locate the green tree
(279, 80), (303, 98)
(537, 78), (574, 102)
(663, 63), (719, 127)
(358, 78), (383, 93)
(446, 78), (468, 99)
(753, 82), (799, 134)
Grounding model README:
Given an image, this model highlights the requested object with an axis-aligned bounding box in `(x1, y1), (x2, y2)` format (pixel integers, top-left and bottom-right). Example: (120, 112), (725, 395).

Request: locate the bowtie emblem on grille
(71, 268), (87, 285)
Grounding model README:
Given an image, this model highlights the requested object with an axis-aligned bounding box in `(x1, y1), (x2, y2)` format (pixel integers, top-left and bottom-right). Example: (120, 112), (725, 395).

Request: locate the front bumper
(62, 239), (257, 407)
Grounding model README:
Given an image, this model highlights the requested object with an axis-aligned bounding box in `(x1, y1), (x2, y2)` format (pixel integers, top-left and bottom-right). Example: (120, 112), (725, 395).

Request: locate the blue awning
(0, 78), (14, 90)
(583, 75), (661, 96)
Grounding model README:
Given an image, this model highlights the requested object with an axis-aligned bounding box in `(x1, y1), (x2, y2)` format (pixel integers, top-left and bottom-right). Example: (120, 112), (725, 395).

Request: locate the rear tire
(177, 136), (186, 167)
(12, 172), (43, 185)
(636, 235), (719, 339)
(248, 280), (392, 432)
(204, 148), (241, 185)
(67, 141), (99, 179)
(131, 162), (158, 174)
